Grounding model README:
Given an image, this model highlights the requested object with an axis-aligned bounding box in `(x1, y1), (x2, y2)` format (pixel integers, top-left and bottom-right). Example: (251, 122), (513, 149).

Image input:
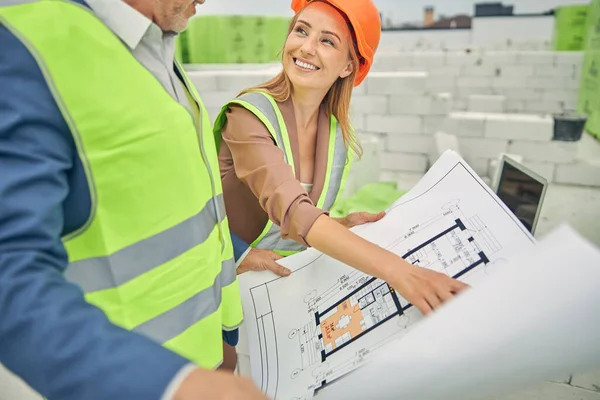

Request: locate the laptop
(492, 154), (548, 235)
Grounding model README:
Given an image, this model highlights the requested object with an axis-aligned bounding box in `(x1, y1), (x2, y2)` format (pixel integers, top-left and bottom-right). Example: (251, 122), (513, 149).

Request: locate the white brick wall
(484, 114), (554, 141)
(386, 133), (432, 154)
(185, 53), (599, 188)
(442, 112), (487, 137)
(366, 72), (428, 95)
(350, 95), (388, 115)
(460, 138), (509, 159)
(508, 141), (578, 164)
(369, 50), (583, 116)
(381, 152), (428, 172)
(468, 95), (506, 113)
(367, 115), (423, 135)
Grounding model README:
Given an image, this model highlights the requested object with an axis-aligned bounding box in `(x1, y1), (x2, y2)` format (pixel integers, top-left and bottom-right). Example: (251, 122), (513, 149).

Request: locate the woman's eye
(295, 27), (307, 35)
(322, 38), (334, 46)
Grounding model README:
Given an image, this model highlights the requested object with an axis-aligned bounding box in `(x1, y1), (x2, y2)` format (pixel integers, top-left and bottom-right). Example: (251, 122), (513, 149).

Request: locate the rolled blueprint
(319, 225), (600, 400)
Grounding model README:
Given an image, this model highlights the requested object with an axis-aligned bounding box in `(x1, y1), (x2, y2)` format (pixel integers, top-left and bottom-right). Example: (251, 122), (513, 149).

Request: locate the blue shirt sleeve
(230, 231), (250, 262)
(0, 25), (192, 400)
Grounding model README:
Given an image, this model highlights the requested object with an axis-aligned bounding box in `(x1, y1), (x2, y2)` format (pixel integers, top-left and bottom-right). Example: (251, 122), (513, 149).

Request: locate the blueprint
(236, 150), (539, 400)
(319, 225), (600, 400)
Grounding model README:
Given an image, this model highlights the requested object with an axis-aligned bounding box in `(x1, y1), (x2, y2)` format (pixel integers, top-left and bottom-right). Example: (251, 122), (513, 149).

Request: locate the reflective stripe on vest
(214, 91), (352, 256)
(0, 0), (242, 369)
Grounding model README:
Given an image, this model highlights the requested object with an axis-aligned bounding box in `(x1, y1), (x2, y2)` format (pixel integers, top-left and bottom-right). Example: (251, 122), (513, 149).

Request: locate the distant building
(474, 2), (514, 17)
(428, 14), (472, 29)
(424, 6), (435, 27)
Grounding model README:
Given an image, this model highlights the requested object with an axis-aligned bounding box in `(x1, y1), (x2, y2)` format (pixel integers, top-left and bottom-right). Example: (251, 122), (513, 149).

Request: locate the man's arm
(0, 25), (191, 400)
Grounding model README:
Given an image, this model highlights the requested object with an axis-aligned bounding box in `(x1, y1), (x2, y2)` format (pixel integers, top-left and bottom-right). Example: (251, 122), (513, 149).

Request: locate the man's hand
(174, 367), (268, 400)
(333, 211), (385, 229)
(237, 248), (290, 277)
(386, 261), (469, 315)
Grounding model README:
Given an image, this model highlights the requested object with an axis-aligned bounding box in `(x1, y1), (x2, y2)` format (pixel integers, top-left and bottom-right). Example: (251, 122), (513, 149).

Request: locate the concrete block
(446, 51), (483, 67)
(457, 76), (492, 88)
(442, 112), (486, 137)
(555, 162), (600, 186)
(410, 52), (446, 67)
(461, 65), (500, 77)
(366, 115), (422, 134)
(200, 90), (238, 108)
(422, 116), (445, 134)
(353, 82), (367, 95)
(371, 54), (396, 72)
(425, 77), (456, 93)
(459, 137), (508, 159)
(499, 65), (535, 77)
(457, 87), (495, 97)
(366, 72), (428, 95)
(187, 71), (218, 92)
(464, 157), (491, 177)
(485, 381), (600, 400)
(388, 95), (432, 115)
(534, 64), (576, 77)
(381, 152), (428, 172)
(214, 71), (272, 91)
(379, 171), (425, 190)
(468, 94), (506, 113)
(351, 113), (366, 130)
(571, 369), (600, 392)
(508, 140), (578, 163)
(517, 51), (556, 65)
(521, 160), (556, 182)
(503, 88), (544, 101)
(350, 95), (388, 115)
(451, 98), (469, 111)
(527, 77), (567, 90)
(492, 76), (530, 89)
(431, 93), (453, 115)
(386, 133), (433, 153)
(481, 51), (518, 66)
(505, 99), (526, 113)
(427, 66), (462, 77)
(484, 114), (554, 141)
(564, 77), (581, 89)
(524, 100), (564, 115)
(543, 90), (579, 102)
(554, 52), (584, 64)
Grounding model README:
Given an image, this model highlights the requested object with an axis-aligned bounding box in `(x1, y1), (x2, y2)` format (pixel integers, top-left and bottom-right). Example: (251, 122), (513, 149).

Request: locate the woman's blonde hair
(238, 5), (363, 158)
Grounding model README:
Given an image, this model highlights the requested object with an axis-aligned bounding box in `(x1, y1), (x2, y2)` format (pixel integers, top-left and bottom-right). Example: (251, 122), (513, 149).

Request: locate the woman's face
(283, 1), (354, 93)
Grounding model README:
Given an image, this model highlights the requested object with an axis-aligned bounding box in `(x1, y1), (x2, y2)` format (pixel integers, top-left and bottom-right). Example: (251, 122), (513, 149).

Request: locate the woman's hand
(237, 248), (291, 277)
(385, 259), (469, 315)
(333, 211), (386, 229)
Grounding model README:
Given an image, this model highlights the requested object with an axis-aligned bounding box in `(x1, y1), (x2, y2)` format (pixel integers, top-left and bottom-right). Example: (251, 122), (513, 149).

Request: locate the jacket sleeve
(0, 24), (191, 400)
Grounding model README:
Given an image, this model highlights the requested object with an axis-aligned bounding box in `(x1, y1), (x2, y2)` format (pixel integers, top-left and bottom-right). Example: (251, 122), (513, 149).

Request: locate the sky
(196, 0), (590, 22)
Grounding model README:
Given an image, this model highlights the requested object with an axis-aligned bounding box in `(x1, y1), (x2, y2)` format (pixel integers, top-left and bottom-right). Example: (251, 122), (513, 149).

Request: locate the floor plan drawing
(237, 151), (537, 400)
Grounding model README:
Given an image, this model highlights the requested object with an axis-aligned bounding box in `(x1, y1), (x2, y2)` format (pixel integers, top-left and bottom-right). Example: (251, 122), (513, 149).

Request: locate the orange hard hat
(290, 0), (381, 87)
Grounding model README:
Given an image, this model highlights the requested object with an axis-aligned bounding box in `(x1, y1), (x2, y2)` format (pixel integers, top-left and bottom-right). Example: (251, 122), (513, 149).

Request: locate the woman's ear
(339, 61), (354, 79)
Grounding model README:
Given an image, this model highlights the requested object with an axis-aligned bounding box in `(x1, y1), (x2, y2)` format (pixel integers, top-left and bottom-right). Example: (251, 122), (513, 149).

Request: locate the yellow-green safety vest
(214, 91), (353, 256)
(0, 0), (243, 369)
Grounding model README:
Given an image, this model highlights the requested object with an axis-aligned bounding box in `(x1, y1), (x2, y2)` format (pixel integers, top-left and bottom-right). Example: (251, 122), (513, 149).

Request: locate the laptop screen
(496, 160), (546, 234)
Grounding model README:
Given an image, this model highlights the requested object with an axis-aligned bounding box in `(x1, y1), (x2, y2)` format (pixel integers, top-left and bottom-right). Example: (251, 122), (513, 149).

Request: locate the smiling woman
(213, 0), (468, 323)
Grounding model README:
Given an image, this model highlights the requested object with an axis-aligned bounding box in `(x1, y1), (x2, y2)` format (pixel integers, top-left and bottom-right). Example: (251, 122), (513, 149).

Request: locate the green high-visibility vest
(0, 0), (243, 369)
(214, 91), (353, 256)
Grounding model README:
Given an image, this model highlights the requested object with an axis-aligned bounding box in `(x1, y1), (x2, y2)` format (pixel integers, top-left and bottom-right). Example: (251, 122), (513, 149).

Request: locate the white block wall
(370, 50), (583, 116)
(185, 55), (600, 188)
